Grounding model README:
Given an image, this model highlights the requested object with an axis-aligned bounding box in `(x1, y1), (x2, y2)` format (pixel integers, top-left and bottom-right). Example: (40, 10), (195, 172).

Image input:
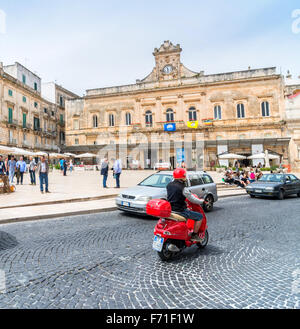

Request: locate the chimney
(286, 70), (292, 79)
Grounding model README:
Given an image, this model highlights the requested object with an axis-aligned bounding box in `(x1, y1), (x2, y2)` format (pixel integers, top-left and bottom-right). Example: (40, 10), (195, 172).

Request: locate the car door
(289, 174), (300, 195)
(201, 174), (217, 198)
(187, 174), (204, 198)
(284, 175), (294, 195)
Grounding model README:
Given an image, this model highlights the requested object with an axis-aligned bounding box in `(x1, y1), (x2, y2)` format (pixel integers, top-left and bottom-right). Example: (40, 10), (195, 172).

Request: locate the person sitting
(233, 172), (245, 188)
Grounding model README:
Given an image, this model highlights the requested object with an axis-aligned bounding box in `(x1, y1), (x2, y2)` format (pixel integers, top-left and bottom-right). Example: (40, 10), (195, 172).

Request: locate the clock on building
(163, 65), (173, 74)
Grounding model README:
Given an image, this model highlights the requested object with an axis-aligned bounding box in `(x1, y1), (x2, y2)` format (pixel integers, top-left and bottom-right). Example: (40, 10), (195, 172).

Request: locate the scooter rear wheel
(197, 230), (209, 249)
(158, 243), (175, 261)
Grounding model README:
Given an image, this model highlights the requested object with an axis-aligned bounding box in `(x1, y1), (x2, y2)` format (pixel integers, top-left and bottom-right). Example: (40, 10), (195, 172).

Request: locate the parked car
(116, 171), (218, 215)
(154, 162), (171, 170)
(246, 173), (300, 200)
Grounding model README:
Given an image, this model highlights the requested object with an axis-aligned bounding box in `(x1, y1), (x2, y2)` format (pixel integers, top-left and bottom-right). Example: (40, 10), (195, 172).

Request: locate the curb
(0, 192), (247, 225)
(0, 194), (119, 210)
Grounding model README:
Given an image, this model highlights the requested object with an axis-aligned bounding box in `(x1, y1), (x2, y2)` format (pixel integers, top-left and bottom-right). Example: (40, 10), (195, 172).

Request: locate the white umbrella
(11, 147), (35, 156)
(218, 153), (246, 160)
(49, 153), (64, 158)
(64, 153), (77, 157)
(247, 153), (279, 160)
(75, 153), (97, 158)
(0, 145), (14, 155)
(35, 151), (48, 157)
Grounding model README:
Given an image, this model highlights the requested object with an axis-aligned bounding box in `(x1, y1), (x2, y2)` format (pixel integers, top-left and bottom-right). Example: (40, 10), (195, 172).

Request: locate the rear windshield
(139, 174), (173, 188)
(259, 174), (285, 183)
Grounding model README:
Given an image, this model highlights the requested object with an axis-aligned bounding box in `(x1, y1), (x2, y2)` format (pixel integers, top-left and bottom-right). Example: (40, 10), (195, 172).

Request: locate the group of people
(0, 154), (50, 194)
(100, 158), (122, 189)
(59, 158), (74, 176)
(223, 167), (264, 188)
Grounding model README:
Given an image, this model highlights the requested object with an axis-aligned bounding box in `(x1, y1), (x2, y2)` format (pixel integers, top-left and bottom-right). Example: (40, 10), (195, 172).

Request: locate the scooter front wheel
(197, 230), (209, 249)
(158, 242), (175, 261)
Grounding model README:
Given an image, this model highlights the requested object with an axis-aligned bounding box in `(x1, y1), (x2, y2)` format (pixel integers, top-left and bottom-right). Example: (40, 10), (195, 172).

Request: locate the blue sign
(176, 149), (185, 163)
(164, 123), (176, 132)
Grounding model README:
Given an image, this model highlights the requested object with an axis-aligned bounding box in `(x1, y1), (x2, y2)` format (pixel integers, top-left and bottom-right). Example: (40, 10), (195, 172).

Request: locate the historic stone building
(65, 41), (293, 170)
(0, 62), (77, 154)
(284, 75), (300, 171)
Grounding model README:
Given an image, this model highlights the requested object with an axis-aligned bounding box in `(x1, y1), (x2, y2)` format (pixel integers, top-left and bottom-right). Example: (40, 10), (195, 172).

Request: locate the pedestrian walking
(8, 156), (16, 184)
(37, 156), (50, 194)
(60, 158), (64, 174)
(0, 155), (6, 175)
(29, 156), (37, 185)
(63, 159), (68, 176)
(69, 159), (74, 173)
(4, 157), (9, 175)
(113, 159), (122, 189)
(101, 158), (109, 188)
(16, 156), (27, 185)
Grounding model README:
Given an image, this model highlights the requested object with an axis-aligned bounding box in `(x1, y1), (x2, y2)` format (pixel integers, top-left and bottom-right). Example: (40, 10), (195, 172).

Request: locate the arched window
(125, 112), (132, 126)
(261, 101), (270, 117)
(166, 108), (174, 122)
(93, 115), (98, 128)
(188, 107), (197, 121)
(214, 105), (222, 120)
(237, 103), (245, 118)
(145, 111), (153, 127)
(109, 114), (115, 127)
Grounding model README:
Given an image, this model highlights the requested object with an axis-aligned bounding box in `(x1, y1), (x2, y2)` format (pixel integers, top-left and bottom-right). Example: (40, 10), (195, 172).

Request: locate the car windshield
(139, 174), (173, 188)
(259, 174), (285, 183)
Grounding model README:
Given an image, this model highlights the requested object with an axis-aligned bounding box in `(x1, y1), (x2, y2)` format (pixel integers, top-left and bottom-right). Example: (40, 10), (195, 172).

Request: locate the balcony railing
(8, 139), (17, 146)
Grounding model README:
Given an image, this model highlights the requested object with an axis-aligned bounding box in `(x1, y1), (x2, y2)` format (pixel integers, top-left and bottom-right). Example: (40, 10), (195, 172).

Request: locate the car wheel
(297, 191), (300, 197)
(203, 195), (214, 212)
(250, 194), (255, 198)
(278, 189), (285, 200)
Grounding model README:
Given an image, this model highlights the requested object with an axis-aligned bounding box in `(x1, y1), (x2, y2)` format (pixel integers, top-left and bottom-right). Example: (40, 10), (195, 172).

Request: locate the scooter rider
(167, 168), (203, 242)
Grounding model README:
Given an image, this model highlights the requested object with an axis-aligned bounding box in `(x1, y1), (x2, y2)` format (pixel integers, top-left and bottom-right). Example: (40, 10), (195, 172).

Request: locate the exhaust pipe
(167, 244), (180, 252)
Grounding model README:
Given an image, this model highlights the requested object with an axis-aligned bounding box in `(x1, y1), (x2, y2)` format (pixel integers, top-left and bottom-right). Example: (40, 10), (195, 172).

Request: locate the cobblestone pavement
(0, 195), (299, 309)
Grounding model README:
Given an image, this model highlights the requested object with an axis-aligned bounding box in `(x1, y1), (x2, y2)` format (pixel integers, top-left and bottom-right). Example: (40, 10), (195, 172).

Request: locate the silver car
(116, 171), (218, 215)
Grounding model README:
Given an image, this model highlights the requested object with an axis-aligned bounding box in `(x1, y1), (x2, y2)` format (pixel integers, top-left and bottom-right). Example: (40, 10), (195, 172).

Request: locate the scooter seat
(167, 212), (187, 222)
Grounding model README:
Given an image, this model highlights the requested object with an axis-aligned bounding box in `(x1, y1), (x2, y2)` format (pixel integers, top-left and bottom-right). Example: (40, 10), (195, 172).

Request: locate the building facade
(42, 82), (79, 148)
(0, 62), (77, 154)
(285, 77), (300, 171)
(65, 41), (294, 170)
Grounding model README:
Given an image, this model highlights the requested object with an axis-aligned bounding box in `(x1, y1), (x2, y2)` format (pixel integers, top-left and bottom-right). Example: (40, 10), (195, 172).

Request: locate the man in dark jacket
(100, 159), (109, 188)
(0, 155), (6, 175)
(167, 168), (203, 242)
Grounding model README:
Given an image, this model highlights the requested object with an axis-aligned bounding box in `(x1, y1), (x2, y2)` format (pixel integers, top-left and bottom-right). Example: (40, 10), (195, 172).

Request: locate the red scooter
(146, 195), (209, 261)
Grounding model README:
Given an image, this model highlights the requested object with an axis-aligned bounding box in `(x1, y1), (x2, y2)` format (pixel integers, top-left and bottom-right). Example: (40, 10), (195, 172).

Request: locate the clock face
(163, 65), (173, 74)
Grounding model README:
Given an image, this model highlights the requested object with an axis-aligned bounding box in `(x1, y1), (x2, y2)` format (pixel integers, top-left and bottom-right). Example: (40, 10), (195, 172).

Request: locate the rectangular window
(8, 108), (13, 123)
(34, 82), (38, 91)
(8, 89), (13, 97)
(75, 138), (79, 145)
(60, 114), (64, 123)
(23, 96), (27, 103)
(23, 113), (27, 128)
(34, 117), (40, 131)
(237, 104), (245, 118)
(73, 120), (79, 130)
(22, 75), (26, 84)
(34, 102), (38, 108)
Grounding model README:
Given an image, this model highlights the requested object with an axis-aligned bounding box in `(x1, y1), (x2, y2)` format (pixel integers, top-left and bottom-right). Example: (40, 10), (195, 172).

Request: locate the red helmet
(173, 168), (187, 180)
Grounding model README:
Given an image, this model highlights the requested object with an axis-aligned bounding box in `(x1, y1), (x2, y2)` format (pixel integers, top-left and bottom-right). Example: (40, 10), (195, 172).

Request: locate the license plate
(122, 201), (131, 207)
(255, 189), (262, 193)
(153, 235), (164, 252)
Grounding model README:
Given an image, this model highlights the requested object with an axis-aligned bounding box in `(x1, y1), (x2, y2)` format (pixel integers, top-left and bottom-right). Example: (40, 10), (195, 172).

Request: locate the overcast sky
(0, 0), (300, 96)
